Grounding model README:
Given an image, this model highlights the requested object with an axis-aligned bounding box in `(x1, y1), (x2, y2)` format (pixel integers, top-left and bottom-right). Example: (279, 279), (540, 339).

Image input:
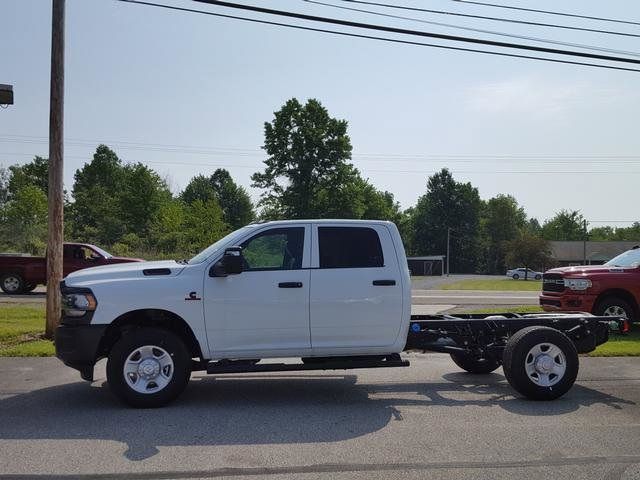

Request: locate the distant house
(549, 241), (639, 266)
(407, 255), (445, 276)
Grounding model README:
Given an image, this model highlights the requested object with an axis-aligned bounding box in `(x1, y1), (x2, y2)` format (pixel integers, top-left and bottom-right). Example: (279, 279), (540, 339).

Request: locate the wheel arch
(97, 309), (203, 360)
(594, 289), (639, 317)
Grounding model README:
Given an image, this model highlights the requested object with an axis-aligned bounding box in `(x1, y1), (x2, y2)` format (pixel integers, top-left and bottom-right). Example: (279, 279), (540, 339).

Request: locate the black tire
(503, 326), (578, 401)
(106, 328), (192, 408)
(450, 352), (500, 374)
(534, 274), (542, 280)
(512, 274), (519, 280)
(24, 283), (37, 293)
(595, 297), (637, 325)
(0, 273), (25, 294)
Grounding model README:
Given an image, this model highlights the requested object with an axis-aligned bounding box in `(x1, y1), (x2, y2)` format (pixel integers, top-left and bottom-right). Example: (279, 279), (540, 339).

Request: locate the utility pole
(45, 0), (65, 339)
(446, 227), (451, 276)
(582, 219), (587, 265)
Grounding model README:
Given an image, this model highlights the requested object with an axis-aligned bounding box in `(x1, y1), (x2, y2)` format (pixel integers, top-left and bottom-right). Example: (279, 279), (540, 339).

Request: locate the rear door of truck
(309, 223), (403, 348)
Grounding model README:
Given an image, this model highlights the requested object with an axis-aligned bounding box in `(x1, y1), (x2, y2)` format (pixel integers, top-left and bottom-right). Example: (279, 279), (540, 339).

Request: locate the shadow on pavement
(0, 372), (633, 461)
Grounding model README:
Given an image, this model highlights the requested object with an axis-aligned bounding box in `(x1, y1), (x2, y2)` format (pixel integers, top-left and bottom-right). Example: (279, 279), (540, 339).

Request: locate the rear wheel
(106, 328), (192, 408)
(534, 274), (542, 280)
(1, 273), (24, 294)
(595, 297), (636, 325)
(450, 352), (500, 374)
(503, 326), (578, 400)
(512, 274), (520, 280)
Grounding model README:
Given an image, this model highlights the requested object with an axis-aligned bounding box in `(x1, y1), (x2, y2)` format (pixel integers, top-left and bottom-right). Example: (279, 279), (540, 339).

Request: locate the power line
(191, 0), (640, 66)
(303, 0), (640, 58)
(112, 0), (640, 73)
(449, 0), (640, 28)
(335, 0), (640, 39)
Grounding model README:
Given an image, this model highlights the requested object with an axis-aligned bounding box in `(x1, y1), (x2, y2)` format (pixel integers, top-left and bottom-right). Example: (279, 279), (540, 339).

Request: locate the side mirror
(209, 246), (244, 277)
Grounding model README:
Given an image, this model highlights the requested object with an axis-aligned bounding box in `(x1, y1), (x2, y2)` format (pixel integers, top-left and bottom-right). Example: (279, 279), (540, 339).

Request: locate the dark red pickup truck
(0, 243), (143, 294)
(540, 246), (640, 325)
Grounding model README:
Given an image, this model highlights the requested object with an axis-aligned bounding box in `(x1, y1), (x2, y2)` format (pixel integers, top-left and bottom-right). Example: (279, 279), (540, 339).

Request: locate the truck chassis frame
(196, 313), (623, 402)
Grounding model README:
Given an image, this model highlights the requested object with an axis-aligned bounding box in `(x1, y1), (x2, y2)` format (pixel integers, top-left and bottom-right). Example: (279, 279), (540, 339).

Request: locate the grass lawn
(460, 306), (639, 356)
(442, 278), (542, 291)
(0, 305), (54, 357)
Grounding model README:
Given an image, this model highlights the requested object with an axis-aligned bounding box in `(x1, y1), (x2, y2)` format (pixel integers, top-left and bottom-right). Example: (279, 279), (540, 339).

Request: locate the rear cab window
(318, 226), (384, 269)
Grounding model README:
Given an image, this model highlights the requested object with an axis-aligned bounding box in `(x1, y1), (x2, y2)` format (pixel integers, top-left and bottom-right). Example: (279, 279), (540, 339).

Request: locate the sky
(1, 0), (640, 227)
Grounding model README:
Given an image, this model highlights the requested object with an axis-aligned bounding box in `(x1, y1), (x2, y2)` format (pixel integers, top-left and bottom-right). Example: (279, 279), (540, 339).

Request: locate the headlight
(564, 278), (592, 291)
(62, 293), (97, 317)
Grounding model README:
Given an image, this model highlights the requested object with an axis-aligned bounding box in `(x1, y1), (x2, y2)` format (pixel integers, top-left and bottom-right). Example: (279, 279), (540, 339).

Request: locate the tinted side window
(319, 227), (384, 269)
(241, 227), (305, 271)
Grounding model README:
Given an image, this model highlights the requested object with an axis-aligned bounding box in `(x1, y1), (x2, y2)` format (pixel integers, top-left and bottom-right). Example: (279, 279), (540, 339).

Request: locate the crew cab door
(203, 225), (312, 356)
(309, 224), (404, 349)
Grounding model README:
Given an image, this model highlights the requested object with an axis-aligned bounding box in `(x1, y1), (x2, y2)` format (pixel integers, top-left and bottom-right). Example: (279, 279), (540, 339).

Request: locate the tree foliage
(480, 194), (527, 274)
(182, 169), (254, 229)
(542, 210), (586, 241)
(252, 98), (358, 219)
(505, 233), (552, 277)
(411, 168), (482, 273)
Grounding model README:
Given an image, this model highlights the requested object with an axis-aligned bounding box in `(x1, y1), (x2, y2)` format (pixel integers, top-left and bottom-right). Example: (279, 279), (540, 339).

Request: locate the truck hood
(65, 260), (185, 285)
(545, 265), (622, 275)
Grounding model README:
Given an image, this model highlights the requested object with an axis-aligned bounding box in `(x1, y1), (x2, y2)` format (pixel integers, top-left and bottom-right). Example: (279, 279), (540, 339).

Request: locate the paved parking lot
(0, 355), (638, 479)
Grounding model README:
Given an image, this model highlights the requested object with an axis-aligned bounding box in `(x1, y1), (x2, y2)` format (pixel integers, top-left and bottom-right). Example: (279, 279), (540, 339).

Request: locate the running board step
(206, 358), (410, 374)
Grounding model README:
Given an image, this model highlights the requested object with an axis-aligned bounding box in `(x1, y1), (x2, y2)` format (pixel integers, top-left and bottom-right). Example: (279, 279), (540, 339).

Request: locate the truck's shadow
(0, 372), (633, 461)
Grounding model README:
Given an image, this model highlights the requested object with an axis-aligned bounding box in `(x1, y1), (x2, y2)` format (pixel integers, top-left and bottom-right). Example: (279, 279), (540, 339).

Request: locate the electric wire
(111, 0), (640, 73)
(334, 0), (640, 39)
(303, 0), (640, 58)
(191, 0), (640, 65)
(449, 0), (640, 28)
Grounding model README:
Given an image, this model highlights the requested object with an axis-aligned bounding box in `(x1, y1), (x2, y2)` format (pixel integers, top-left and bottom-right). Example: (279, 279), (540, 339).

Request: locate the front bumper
(539, 293), (597, 313)
(55, 324), (107, 381)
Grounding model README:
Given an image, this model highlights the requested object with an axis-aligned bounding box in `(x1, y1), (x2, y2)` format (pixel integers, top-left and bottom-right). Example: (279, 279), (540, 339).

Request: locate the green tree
(589, 226), (615, 241)
(119, 162), (172, 236)
(70, 145), (127, 245)
(182, 199), (229, 253)
(411, 169), (482, 273)
(479, 194), (527, 274)
(182, 169), (254, 229)
(504, 233), (552, 278)
(252, 98), (357, 218)
(8, 156), (49, 197)
(0, 185), (48, 254)
(542, 210), (586, 241)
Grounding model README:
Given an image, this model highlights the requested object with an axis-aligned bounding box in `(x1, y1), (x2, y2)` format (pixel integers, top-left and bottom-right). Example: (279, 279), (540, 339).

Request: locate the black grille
(542, 273), (565, 293)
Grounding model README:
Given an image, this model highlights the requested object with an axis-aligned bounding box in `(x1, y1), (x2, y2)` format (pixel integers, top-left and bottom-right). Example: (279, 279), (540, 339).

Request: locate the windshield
(90, 245), (112, 259)
(188, 226), (254, 264)
(604, 248), (640, 268)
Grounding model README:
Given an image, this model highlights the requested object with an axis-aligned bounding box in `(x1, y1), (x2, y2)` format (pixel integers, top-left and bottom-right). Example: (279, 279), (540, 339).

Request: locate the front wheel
(502, 326), (578, 400)
(595, 297), (636, 325)
(450, 352), (500, 374)
(106, 328), (192, 408)
(534, 274), (542, 280)
(512, 274), (520, 280)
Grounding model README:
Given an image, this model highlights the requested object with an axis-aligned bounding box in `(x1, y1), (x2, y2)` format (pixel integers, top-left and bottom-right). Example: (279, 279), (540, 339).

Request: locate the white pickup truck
(55, 220), (619, 408)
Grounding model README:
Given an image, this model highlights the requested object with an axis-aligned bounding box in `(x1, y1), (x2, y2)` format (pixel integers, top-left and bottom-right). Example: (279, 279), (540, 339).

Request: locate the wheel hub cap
(123, 345), (174, 394)
(524, 342), (566, 387)
(534, 355), (554, 373)
(138, 359), (161, 379)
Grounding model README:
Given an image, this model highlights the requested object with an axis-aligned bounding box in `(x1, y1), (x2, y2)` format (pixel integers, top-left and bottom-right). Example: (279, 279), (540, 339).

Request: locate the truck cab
(56, 220), (411, 406)
(539, 246), (640, 324)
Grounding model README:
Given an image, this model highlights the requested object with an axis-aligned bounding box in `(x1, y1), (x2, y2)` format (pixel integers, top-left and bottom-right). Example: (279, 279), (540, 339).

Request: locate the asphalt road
(0, 355), (638, 479)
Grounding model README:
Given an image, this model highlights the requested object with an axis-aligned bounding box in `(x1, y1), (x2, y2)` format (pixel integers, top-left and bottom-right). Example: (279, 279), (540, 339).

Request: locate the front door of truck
(309, 224), (404, 349)
(203, 225), (312, 357)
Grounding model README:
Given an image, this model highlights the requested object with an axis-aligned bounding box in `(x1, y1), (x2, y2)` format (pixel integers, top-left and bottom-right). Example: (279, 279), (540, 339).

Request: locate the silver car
(506, 267), (542, 280)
